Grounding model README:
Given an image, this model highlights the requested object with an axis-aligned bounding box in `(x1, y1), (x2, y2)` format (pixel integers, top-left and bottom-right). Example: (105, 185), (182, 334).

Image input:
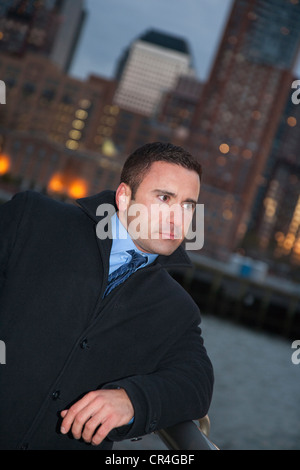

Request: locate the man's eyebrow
(184, 198), (198, 205)
(152, 189), (176, 197)
(152, 189), (197, 205)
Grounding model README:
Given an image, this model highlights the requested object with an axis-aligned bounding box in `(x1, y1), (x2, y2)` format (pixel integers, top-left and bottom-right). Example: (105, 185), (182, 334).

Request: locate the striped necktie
(104, 249), (147, 297)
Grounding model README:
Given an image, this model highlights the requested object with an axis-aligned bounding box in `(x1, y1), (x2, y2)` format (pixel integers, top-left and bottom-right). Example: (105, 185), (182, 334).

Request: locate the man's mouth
(159, 231), (181, 240)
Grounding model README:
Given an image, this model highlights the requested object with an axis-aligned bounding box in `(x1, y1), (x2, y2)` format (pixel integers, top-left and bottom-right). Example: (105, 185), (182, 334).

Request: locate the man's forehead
(139, 162), (200, 199)
(145, 161), (199, 181)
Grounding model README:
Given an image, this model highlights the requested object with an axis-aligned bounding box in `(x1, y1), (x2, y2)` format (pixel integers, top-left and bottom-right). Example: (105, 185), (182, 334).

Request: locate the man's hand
(60, 388), (134, 446)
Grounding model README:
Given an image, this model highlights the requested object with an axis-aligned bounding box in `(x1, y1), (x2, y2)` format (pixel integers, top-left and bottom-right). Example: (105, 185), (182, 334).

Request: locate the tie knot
(126, 249), (147, 269)
(103, 249), (147, 297)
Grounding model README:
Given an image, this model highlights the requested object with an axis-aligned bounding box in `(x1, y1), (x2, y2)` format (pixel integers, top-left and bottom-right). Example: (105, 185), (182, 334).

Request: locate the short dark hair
(120, 142), (202, 198)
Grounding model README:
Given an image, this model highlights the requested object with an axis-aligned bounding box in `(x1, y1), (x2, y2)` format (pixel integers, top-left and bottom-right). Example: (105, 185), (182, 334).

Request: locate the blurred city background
(0, 0), (299, 450)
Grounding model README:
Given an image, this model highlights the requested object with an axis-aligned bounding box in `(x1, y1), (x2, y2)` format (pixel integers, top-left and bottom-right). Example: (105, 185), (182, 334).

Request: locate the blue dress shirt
(109, 213), (158, 275)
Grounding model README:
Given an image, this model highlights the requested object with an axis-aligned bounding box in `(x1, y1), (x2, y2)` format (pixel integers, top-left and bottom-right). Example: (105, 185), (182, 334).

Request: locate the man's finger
(81, 413), (104, 443)
(60, 392), (97, 434)
(91, 418), (115, 446)
(69, 407), (98, 440)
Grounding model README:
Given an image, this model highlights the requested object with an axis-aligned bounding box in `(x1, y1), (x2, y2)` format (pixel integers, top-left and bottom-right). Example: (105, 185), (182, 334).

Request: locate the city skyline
(70, 0), (233, 82)
(70, 0), (300, 83)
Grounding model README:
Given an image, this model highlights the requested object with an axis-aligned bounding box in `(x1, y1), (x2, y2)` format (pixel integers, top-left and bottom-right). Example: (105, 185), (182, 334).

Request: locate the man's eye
(158, 195), (170, 203)
(182, 203), (195, 211)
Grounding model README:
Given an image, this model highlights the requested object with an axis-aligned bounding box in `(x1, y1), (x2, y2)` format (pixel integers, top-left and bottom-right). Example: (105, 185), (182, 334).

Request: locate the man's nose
(166, 204), (183, 227)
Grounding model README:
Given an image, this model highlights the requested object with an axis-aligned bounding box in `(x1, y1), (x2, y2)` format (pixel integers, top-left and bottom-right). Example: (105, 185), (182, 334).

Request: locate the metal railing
(156, 416), (219, 450)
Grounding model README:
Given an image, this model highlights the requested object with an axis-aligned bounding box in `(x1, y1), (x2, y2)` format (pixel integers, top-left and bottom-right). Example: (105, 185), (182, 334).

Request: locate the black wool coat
(0, 190), (214, 450)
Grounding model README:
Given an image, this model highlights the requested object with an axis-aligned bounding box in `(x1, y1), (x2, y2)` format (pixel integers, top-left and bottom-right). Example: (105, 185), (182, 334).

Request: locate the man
(0, 142), (213, 450)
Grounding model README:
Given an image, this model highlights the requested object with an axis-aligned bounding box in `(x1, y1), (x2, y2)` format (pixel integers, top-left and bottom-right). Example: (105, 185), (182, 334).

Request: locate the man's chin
(136, 237), (183, 256)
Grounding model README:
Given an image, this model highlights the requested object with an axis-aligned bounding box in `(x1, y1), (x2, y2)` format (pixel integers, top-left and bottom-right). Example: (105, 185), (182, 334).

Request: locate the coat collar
(76, 190), (192, 270)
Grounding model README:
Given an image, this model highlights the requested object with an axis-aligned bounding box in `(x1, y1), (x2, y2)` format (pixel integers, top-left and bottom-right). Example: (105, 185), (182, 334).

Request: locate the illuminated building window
(72, 120), (85, 130)
(110, 105), (120, 116)
(48, 174), (64, 194)
(68, 179), (88, 199)
(276, 196), (300, 255)
(69, 130), (82, 140)
(48, 173), (88, 199)
(275, 232), (285, 243)
(0, 154), (10, 175)
(219, 143), (230, 154)
(222, 209), (233, 220)
(79, 99), (91, 109)
(293, 240), (300, 255)
(287, 116), (297, 127)
(75, 109), (88, 120)
(263, 196), (277, 221)
(66, 140), (79, 150)
(104, 105), (120, 116)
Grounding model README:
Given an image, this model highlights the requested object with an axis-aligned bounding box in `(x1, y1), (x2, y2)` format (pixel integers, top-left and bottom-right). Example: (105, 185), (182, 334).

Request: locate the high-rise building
(0, 52), (121, 202)
(0, 0), (86, 72)
(49, 0), (87, 72)
(243, 80), (300, 272)
(0, 52), (117, 153)
(189, 0), (300, 259)
(114, 29), (195, 117)
(156, 75), (203, 135)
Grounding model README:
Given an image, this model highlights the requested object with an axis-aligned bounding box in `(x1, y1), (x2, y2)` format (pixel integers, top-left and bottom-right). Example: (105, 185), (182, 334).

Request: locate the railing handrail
(156, 420), (219, 450)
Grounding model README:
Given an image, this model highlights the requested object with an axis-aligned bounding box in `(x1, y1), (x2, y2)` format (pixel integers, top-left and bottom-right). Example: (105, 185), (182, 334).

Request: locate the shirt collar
(76, 190), (193, 270)
(109, 213), (158, 273)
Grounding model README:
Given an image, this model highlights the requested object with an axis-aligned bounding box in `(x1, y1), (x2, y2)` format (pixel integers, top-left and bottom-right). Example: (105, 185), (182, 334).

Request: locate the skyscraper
(114, 29), (195, 117)
(189, 0), (300, 258)
(157, 75), (203, 133)
(49, 0), (86, 72)
(244, 80), (300, 272)
(0, 0), (86, 72)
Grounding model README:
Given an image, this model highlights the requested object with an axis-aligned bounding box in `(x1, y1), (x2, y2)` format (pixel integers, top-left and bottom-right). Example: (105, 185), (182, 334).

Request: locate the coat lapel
(76, 191), (116, 299)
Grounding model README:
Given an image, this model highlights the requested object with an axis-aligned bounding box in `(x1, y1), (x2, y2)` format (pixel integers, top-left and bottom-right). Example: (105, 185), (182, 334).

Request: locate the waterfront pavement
(114, 314), (300, 450)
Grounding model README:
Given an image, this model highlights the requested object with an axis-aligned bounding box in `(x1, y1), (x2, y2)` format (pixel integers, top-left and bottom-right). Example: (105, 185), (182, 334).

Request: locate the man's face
(116, 161), (200, 256)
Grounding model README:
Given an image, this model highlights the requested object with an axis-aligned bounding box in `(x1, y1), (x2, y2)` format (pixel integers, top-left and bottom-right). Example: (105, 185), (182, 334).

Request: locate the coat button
(52, 390), (61, 400)
(80, 338), (89, 349)
(149, 418), (158, 432)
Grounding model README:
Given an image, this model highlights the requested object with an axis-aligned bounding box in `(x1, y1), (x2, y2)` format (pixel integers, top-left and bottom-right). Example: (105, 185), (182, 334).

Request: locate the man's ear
(115, 183), (131, 212)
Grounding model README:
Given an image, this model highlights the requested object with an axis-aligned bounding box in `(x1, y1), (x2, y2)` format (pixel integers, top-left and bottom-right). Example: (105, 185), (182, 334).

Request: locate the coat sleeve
(0, 192), (28, 293)
(102, 316), (214, 441)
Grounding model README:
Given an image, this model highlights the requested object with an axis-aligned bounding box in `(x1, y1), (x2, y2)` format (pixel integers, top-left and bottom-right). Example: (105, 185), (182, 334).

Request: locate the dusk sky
(70, 0), (234, 82)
